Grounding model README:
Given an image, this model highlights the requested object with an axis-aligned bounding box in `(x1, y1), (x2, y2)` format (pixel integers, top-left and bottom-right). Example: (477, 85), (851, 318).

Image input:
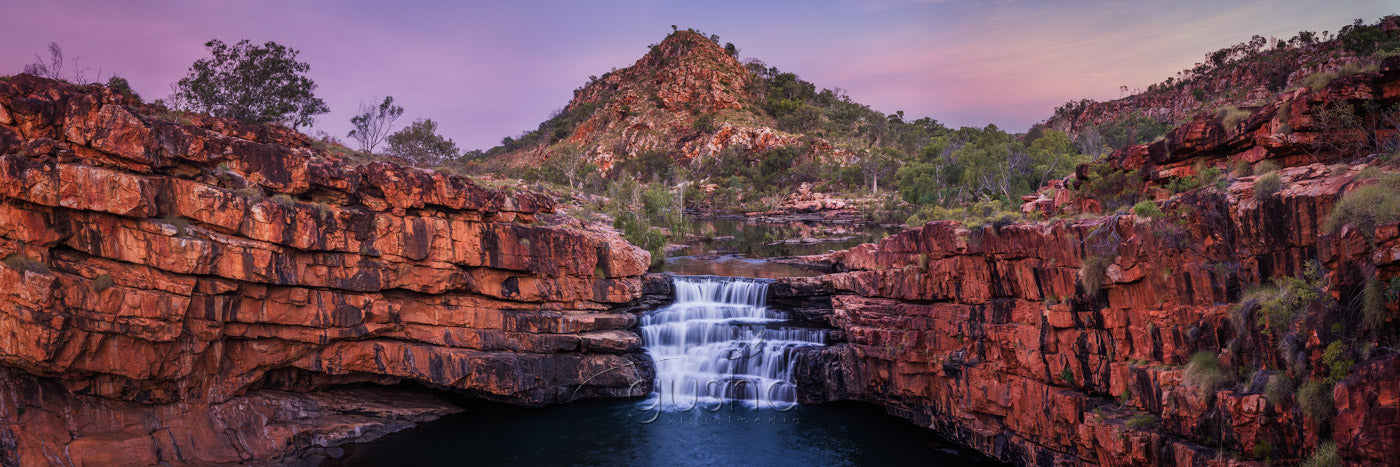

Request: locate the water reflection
(326, 400), (1003, 466)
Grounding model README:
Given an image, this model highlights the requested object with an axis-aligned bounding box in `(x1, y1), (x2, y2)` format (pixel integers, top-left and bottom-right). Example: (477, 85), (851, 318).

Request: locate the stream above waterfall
(656, 217), (901, 278)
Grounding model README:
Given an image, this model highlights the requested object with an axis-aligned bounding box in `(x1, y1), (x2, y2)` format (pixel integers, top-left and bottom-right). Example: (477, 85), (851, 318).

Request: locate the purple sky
(2, 1), (1392, 150)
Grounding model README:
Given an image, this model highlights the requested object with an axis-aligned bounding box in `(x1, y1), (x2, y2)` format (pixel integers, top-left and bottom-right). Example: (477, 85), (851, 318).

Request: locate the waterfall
(640, 276), (825, 411)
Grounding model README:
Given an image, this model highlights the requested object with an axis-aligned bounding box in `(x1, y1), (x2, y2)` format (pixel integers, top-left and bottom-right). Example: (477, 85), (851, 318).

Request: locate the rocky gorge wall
(783, 57), (1400, 465)
(0, 75), (655, 465)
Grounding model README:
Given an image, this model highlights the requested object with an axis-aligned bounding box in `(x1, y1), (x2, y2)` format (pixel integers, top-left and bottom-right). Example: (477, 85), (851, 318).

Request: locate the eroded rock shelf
(0, 75), (654, 465)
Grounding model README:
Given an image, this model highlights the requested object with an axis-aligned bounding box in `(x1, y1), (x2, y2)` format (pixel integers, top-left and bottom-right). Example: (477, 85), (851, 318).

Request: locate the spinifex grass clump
(1254, 172), (1283, 201)
(1184, 351), (1231, 402)
(1323, 171), (1400, 236)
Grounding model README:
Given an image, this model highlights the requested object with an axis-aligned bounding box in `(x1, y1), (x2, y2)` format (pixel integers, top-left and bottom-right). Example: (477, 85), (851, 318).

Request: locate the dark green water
(328, 399), (1000, 466)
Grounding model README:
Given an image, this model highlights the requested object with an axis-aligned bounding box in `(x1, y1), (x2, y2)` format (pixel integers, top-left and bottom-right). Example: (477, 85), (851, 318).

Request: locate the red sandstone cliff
(787, 56), (1400, 465)
(0, 75), (654, 464)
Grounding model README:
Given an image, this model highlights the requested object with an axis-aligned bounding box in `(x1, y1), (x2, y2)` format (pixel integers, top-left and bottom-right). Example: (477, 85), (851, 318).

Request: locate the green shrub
(1132, 201), (1165, 218)
(270, 193), (297, 206)
(1297, 379), (1334, 422)
(1075, 165), (1145, 212)
(1125, 413), (1157, 430)
(1251, 440), (1273, 459)
(1254, 172), (1283, 201)
(91, 273), (115, 292)
(1363, 278), (1389, 332)
(1229, 158), (1252, 178)
(905, 200), (1021, 229)
(1059, 366), (1074, 385)
(1185, 351), (1230, 401)
(1264, 373), (1293, 407)
(106, 76), (141, 102)
(1079, 254), (1114, 298)
(1254, 160), (1281, 175)
(1, 254), (48, 274)
(1164, 166), (1224, 193)
(1302, 70), (1339, 91)
(235, 186), (265, 200)
(1323, 172), (1400, 235)
(1321, 341), (1355, 384)
(312, 202), (333, 222)
(1219, 106), (1253, 130)
(1300, 441), (1339, 467)
(1247, 261), (1329, 333)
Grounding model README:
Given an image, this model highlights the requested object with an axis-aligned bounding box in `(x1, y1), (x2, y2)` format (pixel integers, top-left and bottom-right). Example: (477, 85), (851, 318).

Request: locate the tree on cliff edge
(385, 119), (459, 167)
(173, 39), (329, 128)
(348, 96), (404, 155)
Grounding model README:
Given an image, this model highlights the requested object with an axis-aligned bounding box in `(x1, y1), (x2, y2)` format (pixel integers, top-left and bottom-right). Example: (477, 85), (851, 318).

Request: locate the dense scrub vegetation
(1050, 15), (1400, 151)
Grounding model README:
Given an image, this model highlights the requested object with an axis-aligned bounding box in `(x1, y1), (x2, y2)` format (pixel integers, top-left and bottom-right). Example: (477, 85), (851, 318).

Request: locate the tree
(551, 145), (593, 190)
(385, 119), (459, 167)
(173, 39), (329, 128)
(22, 42), (64, 80)
(106, 76), (141, 102)
(22, 42), (97, 84)
(348, 96), (404, 155)
(860, 148), (899, 194)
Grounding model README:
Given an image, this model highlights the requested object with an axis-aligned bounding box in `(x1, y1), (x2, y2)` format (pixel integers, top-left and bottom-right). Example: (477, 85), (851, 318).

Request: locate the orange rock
(0, 75), (653, 464)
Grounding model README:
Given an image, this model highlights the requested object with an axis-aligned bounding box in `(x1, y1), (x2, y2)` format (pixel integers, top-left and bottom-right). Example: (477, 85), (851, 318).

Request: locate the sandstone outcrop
(777, 183), (850, 212)
(786, 57), (1400, 465)
(1043, 17), (1400, 142)
(0, 75), (654, 464)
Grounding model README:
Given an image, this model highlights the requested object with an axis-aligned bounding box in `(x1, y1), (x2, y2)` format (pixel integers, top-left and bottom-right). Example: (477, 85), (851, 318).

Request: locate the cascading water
(640, 276), (826, 411)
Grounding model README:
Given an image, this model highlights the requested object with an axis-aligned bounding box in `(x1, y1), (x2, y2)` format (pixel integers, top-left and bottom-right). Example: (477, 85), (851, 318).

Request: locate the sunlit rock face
(0, 74), (654, 464)
(785, 56), (1400, 466)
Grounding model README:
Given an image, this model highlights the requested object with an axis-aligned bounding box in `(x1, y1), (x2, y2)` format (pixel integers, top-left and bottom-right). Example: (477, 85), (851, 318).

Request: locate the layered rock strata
(788, 58), (1400, 465)
(0, 75), (653, 464)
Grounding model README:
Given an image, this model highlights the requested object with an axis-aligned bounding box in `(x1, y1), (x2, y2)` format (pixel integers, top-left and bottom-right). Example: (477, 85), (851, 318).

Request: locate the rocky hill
(0, 74), (654, 464)
(487, 29), (808, 173)
(1044, 16), (1400, 152)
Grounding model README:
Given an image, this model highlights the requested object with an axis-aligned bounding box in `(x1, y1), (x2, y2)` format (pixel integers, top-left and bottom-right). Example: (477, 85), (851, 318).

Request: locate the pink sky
(1, 0), (1392, 150)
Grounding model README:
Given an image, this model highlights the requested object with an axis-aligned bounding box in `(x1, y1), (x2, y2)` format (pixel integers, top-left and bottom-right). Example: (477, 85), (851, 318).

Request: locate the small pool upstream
(656, 217), (901, 279)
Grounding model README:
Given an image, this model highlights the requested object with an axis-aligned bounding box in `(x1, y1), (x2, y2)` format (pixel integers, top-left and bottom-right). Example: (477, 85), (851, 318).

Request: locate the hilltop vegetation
(437, 29), (1085, 236)
(17, 18), (1397, 265)
(1046, 16), (1400, 153)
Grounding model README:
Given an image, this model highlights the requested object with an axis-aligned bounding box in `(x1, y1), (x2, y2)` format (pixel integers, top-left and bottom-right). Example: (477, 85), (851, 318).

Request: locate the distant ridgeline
(1044, 16), (1400, 152)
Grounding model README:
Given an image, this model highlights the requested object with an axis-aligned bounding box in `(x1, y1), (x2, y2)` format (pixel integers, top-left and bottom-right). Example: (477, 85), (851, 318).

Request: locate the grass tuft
(1323, 172), (1400, 235)
(1079, 254), (1113, 298)
(1254, 172), (1283, 201)
(91, 273), (115, 292)
(1184, 351), (1230, 402)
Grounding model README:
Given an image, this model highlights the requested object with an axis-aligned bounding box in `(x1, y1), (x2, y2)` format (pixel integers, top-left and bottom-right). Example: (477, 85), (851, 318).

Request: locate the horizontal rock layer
(0, 75), (654, 464)
(788, 60), (1400, 466)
